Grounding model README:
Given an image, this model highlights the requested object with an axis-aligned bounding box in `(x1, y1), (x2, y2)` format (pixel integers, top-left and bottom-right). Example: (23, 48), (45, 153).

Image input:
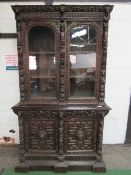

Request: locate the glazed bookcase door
(28, 26), (56, 98)
(66, 22), (103, 103)
(21, 22), (60, 101)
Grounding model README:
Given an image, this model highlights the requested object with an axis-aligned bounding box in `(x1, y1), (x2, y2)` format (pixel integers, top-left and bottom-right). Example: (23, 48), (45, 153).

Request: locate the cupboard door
(28, 111), (59, 152)
(64, 112), (96, 152)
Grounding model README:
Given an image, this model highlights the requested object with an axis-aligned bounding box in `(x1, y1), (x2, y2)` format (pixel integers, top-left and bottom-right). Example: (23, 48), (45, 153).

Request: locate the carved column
(24, 113), (29, 151)
(54, 111), (67, 172)
(93, 111), (106, 172)
(59, 7), (66, 101)
(17, 21), (26, 101)
(58, 112), (64, 161)
(99, 5), (113, 102)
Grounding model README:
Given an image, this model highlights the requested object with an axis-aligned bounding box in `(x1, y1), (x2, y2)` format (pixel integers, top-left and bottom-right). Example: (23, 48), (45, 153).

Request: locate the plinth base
(93, 161), (106, 173)
(15, 163), (29, 172)
(15, 160), (106, 173)
(54, 162), (68, 173)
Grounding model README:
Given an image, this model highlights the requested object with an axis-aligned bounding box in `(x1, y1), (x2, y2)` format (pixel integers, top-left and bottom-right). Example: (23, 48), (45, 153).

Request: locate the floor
(0, 144), (131, 172)
(103, 144), (131, 169)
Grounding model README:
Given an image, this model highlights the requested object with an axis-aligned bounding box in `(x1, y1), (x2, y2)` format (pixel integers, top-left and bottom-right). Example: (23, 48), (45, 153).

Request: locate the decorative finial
(46, 0), (54, 5)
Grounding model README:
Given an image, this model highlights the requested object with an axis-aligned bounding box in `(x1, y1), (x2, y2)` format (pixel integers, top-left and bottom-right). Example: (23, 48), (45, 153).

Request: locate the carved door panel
(64, 111), (96, 152)
(28, 111), (59, 153)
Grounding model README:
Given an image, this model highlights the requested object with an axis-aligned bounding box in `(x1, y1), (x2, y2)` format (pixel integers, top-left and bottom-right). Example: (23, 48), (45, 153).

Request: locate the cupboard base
(15, 160), (106, 173)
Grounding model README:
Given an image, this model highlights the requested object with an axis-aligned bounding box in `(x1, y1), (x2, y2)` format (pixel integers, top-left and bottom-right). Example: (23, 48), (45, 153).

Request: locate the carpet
(2, 170), (131, 175)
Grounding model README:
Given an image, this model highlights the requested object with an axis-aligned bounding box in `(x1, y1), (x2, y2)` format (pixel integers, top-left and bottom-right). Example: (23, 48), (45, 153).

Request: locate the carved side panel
(18, 112), (26, 162)
(96, 111), (108, 161)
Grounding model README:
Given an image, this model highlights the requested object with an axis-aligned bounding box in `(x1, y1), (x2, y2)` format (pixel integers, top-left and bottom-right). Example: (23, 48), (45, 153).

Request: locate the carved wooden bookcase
(12, 5), (113, 173)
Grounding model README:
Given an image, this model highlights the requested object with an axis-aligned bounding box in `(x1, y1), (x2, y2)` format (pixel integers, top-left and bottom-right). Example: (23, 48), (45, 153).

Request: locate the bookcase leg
(93, 160), (106, 173)
(15, 163), (29, 172)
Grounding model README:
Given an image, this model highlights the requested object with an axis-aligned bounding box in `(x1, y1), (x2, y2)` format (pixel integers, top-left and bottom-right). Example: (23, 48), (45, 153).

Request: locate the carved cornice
(12, 5), (113, 17)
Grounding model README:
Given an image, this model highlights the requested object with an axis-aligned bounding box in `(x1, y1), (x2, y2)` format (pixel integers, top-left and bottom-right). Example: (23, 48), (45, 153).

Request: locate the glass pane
(70, 26), (96, 97)
(29, 26), (56, 98)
